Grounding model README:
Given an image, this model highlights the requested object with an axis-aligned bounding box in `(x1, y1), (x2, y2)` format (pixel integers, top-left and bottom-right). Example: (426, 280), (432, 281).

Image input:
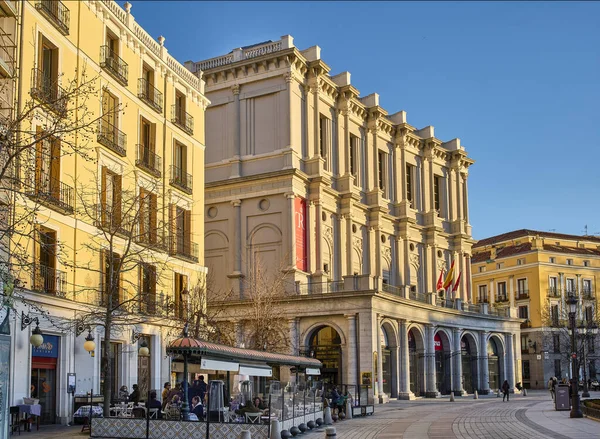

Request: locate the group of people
(160, 376), (208, 420)
(117, 384), (141, 405)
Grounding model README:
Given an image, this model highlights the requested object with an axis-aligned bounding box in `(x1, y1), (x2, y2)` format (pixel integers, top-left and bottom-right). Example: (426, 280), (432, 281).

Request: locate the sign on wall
(434, 333), (443, 351)
(32, 334), (60, 358)
(295, 197), (307, 271)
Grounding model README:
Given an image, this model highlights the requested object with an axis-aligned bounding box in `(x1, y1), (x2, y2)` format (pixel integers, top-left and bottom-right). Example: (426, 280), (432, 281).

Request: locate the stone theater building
(186, 36), (521, 401)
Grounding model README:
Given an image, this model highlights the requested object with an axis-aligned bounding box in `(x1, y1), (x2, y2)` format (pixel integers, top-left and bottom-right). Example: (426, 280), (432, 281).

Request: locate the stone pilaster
(479, 331), (490, 394)
(398, 320), (413, 399)
(425, 325), (438, 397)
(345, 314), (357, 388)
(505, 333), (515, 393)
(452, 328), (463, 396)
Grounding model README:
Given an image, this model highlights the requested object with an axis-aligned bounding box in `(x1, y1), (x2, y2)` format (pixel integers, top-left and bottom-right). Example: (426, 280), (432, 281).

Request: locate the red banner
(434, 333), (443, 351)
(295, 197), (307, 271)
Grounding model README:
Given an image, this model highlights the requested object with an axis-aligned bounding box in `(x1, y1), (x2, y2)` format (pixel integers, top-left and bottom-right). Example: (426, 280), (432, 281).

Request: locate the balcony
(547, 287), (561, 298)
(495, 295), (509, 303)
(35, 0), (70, 35)
(138, 78), (163, 113)
(30, 68), (67, 115)
(97, 119), (127, 157)
(583, 289), (596, 300)
(97, 208), (134, 238)
(32, 263), (67, 298)
(171, 105), (193, 135)
(0, 1), (18, 17)
(296, 281), (345, 295)
(169, 165), (193, 194)
(516, 290), (530, 300)
(135, 229), (167, 252)
(521, 319), (532, 329)
(100, 45), (128, 86)
(168, 235), (198, 263)
(478, 297), (489, 304)
(26, 177), (74, 215)
(136, 144), (161, 177)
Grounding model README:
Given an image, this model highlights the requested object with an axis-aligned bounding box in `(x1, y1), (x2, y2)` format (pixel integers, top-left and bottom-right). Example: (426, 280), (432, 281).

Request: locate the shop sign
(32, 335), (59, 358)
(434, 334), (443, 351)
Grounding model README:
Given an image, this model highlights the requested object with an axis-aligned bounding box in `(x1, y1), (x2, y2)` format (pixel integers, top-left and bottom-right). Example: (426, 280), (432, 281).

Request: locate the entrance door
(461, 337), (478, 394)
(488, 338), (500, 391)
(30, 367), (56, 424)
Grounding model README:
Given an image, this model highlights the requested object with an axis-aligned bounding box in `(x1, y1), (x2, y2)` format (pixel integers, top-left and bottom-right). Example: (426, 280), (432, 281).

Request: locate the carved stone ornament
(353, 236), (363, 252)
(410, 253), (420, 268)
(437, 259), (447, 271)
(231, 84), (240, 95)
(284, 71), (295, 83)
(324, 225), (333, 243)
(383, 246), (392, 261)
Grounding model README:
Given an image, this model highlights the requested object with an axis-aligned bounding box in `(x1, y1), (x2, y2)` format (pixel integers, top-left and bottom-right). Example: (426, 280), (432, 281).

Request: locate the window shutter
(34, 128), (43, 191)
(50, 137), (60, 199)
(149, 194), (157, 243)
(100, 166), (107, 225)
(138, 264), (143, 313)
(184, 209), (192, 252)
(33, 224), (41, 290)
(114, 174), (122, 227)
(139, 188), (146, 239)
(168, 203), (176, 252)
(99, 249), (106, 306)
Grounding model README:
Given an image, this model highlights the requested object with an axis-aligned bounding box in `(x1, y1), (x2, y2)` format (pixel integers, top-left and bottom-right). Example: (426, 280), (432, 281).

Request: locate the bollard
(280, 430), (292, 439)
(346, 400), (353, 420)
(326, 427), (337, 438)
(323, 407), (333, 425)
(474, 390), (479, 400)
(290, 426), (300, 437)
(270, 420), (281, 439)
(450, 392), (455, 402)
(523, 388), (527, 397)
(240, 431), (252, 439)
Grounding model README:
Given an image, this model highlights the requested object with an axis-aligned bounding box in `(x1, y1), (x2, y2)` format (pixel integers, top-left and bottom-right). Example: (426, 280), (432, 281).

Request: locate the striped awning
(166, 337), (321, 369)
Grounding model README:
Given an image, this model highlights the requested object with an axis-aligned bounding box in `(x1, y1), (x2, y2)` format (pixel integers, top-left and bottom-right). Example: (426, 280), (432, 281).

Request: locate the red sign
(295, 197), (307, 271)
(434, 333), (443, 351)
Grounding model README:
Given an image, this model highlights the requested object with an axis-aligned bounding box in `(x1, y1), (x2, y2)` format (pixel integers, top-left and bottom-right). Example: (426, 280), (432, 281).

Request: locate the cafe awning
(200, 358), (239, 372)
(239, 363), (272, 377)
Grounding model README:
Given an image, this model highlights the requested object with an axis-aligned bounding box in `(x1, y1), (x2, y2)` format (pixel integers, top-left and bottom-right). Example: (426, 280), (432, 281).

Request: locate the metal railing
(462, 303), (481, 313)
(135, 144), (161, 177)
(547, 287), (561, 298)
(521, 320), (531, 329)
(30, 68), (67, 115)
(26, 177), (74, 214)
(97, 207), (134, 238)
(169, 165), (193, 194)
(516, 290), (529, 300)
(137, 78), (163, 113)
(168, 235), (198, 263)
(296, 281), (345, 295)
(134, 228), (167, 252)
(171, 104), (193, 135)
(97, 118), (127, 156)
(100, 45), (128, 85)
(35, 0), (70, 35)
(33, 263), (67, 297)
(382, 283), (403, 297)
(436, 297), (454, 308)
(495, 295), (509, 303)
(583, 289), (595, 300)
(409, 290), (427, 303)
(478, 297), (489, 304)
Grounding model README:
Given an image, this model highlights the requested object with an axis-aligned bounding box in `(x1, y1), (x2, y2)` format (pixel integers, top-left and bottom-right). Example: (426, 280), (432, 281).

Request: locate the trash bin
(555, 384), (570, 411)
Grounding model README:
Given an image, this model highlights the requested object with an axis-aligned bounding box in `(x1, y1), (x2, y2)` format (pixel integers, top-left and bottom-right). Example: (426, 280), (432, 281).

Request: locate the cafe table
(17, 404), (41, 431)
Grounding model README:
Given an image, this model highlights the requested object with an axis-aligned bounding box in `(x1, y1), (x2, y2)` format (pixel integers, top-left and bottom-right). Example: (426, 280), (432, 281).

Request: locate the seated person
(170, 394), (181, 407)
(129, 384), (140, 406)
(235, 399), (260, 416)
(147, 391), (163, 419)
(191, 395), (204, 421)
(118, 385), (129, 402)
(253, 397), (267, 410)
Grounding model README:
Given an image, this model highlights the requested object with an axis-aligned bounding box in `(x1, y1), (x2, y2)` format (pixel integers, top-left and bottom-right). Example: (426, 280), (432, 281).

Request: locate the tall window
(139, 188), (157, 244)
(517, 278), (527, 295)
(140, 117), (155, 150)
(34, 128), (60, 198)
(566, 278), (576, 294)
(378, 151), (387, 197)
(497, 282), (507, 301)
(522, 361), (530, 380)
(518, 306), (528, 319)
(102, 251), (121, 307)
(139, 264), (156, 314)
(585, 306), (594, 323)
(101, 167), (122, 227)
(478, 285), (488, 302)
(551, 304), (559, 326)
(554, 360), (562, 379)
(549, 276), (558, 294)
(406, 164), (413, 205)
(170, 205), (192, 257)
(37, 34), (58, 97)
(174, 273), (187, 319)
(349, 134), (359, 184)
(142, 63), (154, 95)
(433, 175), (441, 212)
(100, 342), (121, 398)
(553, 334), (560, 353)
(174, 141), (187, 175)
(175, 90), (186, 119)
(319, 114), (329, 170)
(583, 279), (592, 295)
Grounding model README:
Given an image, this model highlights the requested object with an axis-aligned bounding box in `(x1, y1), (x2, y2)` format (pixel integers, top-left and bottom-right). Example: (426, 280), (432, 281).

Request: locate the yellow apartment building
(3, 0), (208, 424)
(472, 229), (599, 389)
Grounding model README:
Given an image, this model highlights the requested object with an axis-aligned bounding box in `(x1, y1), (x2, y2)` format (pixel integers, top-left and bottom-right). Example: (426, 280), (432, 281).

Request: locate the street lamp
(566, 293), (583, 418)
(84, 330), (96, 355)
(21, 312), (44, 347)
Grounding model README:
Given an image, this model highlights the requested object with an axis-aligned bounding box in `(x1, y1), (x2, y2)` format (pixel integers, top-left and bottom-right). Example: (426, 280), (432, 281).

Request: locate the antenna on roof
(583, 225), (588, 235)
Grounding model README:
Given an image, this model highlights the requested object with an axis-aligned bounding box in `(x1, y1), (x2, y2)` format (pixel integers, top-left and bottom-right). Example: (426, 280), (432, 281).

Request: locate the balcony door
(517, 278), (527, 295)
(38, 35), (58, 94)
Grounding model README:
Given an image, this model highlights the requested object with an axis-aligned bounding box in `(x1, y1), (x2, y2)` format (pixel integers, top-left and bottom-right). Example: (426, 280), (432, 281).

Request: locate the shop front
(31, 334), (60, 424)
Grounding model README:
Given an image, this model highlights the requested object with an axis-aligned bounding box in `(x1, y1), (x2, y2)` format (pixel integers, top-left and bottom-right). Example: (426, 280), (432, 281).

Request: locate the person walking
(502, 380), (510, 402)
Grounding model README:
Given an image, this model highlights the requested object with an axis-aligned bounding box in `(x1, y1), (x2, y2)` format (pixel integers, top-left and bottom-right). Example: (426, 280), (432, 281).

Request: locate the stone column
(307, 201), (316, 274)
(422, 155), (431, 213)
(286, 193), (297, 272)
(230, 84), (241, 178)
(285, 72), (294, 150)
(345, 314), (357, 388)
(315, 201), (323, 275)
(398, 320), (412, 399)
(462, 173), (470, 223)
(390, 345), (399, 399)
(234, 321), (244, 347)
(479, 331), (490, 394)
(505, 333), (515, 392)
(231, 200), (243, 298)
(559, 272), (565, 312)
(345, 213), (353, 275)
(368, 226), (375, 276)
(288, 318), (299, 356)
(313, 84), (320, 157)
(514, 334), (523, 389)
(489, 280), (495, 306)
(456, 169), (463, 221)
(376, 315), (384, 402)
(424, 245), (432, 294)
(392, 236), (401, 286)
(452, 328), (463, 396)
(425, 325), (437, 397)
(509, 275), (515, 309)
(374, 227), (382, 281)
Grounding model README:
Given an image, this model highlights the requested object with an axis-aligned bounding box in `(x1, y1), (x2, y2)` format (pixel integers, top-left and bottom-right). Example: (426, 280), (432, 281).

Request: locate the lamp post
(566, 293), (583, 418)
(21, 312), (43, 347)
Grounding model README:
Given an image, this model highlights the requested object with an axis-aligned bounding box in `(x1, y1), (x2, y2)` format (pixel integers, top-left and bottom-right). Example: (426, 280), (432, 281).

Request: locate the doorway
(31, 334), (60, 424)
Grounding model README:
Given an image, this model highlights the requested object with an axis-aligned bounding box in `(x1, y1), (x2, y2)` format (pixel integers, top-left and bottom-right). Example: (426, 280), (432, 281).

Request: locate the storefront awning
(239, 363), (272, 377)
(200, 358), (239, 372)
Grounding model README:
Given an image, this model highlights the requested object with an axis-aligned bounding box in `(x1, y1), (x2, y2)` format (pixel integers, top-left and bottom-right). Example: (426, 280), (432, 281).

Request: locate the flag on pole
(442, 261), (455, 289)
(436, 268), (444, 291)
(452, 271), (462, 293)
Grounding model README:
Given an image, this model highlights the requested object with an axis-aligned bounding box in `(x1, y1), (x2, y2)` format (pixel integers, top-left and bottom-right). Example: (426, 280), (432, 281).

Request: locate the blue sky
(126, 1), (600, 240)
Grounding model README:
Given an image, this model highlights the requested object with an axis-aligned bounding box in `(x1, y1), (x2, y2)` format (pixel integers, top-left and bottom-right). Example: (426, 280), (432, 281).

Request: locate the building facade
(188, 36), (521, 402)
(472, 230), (599, 389)
(5, 0), (208, 424)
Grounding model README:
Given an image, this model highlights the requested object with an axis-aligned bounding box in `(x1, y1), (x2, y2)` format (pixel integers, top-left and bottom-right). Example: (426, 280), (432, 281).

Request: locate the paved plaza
(18, 391), (600, 439)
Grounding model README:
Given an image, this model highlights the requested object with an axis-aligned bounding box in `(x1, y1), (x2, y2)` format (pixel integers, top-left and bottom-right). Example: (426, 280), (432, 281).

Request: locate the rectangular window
(497, 281), (507, 301)
(553, 334), (560, 353)
(518, 306), (528, 319)
(139, 264), (157, 314)
(583, 279), (592, 295)
(551, 304), (559, 326)
(382, 270), (390, 285)
(174, 141), (187, 174)
(349, 134), (359, 184)
(174, 273), (188, 319)
(175, 90), (187, 125)
(549, 257), (556, 263)
(585, 306), (593, 323)
(406, 164), (413, 205)
(554, 360), (562, 379)
(100, 342), (121, 398)
(522, 360), (530, 380)
(517, 278), (527, 296)
(433, 175), (441, 212)
(588, 336), (595, 354)
(170, 205), (192, 259)
(37, 34), (59, 94)
(566, 259), (573, 265)
(319, 114), (329, 170)
(139, 188), (157, 245)
(102, 251), (121, 307)
(478, 285), (488, 302)
(549, 276), (558, 295)
(566, 278), (575, 294)
(34, 129), (61, 199)
(584, 260), (590, 267)
(377, 150), (387, 195)
(517, 258), (525, 265)
(496, 262), (504, 269)
(101, 167), (122, 227)
(479, 266), (486, 273)
(521, 335), (528, 354)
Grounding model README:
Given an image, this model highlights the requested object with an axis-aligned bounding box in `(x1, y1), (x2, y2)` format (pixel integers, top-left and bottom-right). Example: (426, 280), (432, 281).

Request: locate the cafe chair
(245, 412), (262, 424)
(10, 406), (20, 435)
(149, 408), (159, 419)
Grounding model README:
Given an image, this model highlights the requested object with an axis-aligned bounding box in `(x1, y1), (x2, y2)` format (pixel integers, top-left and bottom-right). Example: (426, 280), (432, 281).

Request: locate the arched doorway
(461, 334), (478, 394)
(307, 326), (342, 384)
(435, 331), (451, 395)
(408, 328), (425, 396)
(380, 323), (398, 398)
(488, 337), (500, 392)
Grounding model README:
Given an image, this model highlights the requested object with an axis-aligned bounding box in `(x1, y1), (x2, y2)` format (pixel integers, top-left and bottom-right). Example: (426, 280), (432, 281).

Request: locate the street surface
(21, 390), (600, 439)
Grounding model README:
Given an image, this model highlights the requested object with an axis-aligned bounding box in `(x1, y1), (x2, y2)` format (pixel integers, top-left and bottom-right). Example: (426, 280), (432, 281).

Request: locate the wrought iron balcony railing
(169, 165), (192, 194)
(478, 297), (489, 304)
(495, 295), (509, 303)
(30, 68), (68, 115)
(100, 45), (128, 86)
(97, 207), (134, 238)
(137, 78), (163, 113)
(136, 144), (161, 177)
(516, 290), (530, 300)
(97, 119), (127, 156)
(35, 0), (70, 35)
(520, 319), (531, 329)
(547, 287), (561, 298)
(134, 226), (167, 252)
(171, 104), (193, 135)
(168, 235), (198, 263)
(26, 177), (74, 214)
(583, 289), (596, 300)
(33, 263), (67, 297)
